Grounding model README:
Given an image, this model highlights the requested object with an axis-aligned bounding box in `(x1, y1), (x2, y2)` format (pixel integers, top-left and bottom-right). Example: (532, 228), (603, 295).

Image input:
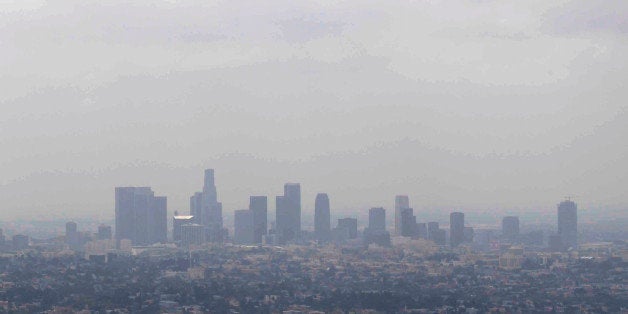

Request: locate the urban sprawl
(0, 169), (626, 313)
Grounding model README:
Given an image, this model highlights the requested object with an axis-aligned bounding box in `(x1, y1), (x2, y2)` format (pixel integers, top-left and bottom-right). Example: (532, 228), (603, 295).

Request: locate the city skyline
(1, 1), (626, 312)
(106, 169), (581, 247)
(0, 164), (618, 224)
(58, 169), (582, 252)
(109, 168), (600, 228)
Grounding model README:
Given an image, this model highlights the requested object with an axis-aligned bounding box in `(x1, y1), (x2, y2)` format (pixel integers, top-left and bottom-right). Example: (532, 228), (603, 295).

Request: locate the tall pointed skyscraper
(190, 169), (223, 243)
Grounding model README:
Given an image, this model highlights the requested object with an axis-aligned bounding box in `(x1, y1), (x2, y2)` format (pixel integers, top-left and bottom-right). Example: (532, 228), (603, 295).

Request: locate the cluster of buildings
(0, 230), (29, 251)
(113, 168), (491, 249)
(0, 168), (623, 313)
(0, 169), (582, 260)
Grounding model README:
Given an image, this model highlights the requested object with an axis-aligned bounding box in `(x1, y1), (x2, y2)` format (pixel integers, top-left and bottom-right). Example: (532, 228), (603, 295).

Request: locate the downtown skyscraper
(365, 207), (391, 246)
(400, 207), (417, 237)
(276, 183), (301, 244)
(249, 196), (268, 244)
(368, 207), (386, 231)
(557, 199), (578, 250)
(450, 212), (465, 247)
(115, 187), (167, 246)
(190, 169), (223, 242)
(314, 193), (331, 243)
(394, 195), (410, 236)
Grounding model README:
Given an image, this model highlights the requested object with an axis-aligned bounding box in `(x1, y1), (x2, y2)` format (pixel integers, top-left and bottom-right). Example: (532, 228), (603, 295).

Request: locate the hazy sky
(1, 0), (627, 222)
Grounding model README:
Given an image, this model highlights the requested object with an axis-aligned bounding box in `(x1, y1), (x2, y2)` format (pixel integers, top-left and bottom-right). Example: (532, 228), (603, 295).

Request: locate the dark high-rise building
(173, 215), (194, 242)
(276, 183), (301, 243)
(97, 224), (112, 240)
(115, 187), (167, 246)
(337, 218), (358, 239)
(0, 229), (5, 247)
(400, 207), (417, 237)
(416, 223), (428, 239)
(427, 221), (440, 241)
(368, 207), (386, 231)
(557, 200), (578, 250)
(275, 196), (288, 241)
(394, 195), (410, 236)
(249, 196), (268, 244)
(284, 184), (301, 237)
(190, 192), (203, 221)
(150, 196), (167, 244)
(450, 212), (465, 247)
(65, 221), (85, 251)
(190, 169), (223, 242)
(427, 221), (446, 245)
(314, 193), (331, 243)
(365, 207), (390, 246)
(502, 216), (520, 238)
(234, 209), (255, 245)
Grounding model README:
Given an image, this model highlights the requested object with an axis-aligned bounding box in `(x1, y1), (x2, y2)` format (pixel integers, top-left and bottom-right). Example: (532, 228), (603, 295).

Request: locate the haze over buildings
(1, 2), (626, 312)
(1, 1), (627, 221)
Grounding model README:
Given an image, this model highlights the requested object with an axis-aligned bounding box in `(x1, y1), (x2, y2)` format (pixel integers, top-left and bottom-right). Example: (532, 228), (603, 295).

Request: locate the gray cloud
(0, 1), (627, 220)
(543, 0), (628, 36)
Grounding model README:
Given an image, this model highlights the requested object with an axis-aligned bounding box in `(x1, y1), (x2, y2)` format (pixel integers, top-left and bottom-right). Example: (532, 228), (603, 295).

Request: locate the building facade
(337, 218), (358, 239)
(502, 216), (520, 239)
(97, 224), (112, 241)
(173, 215), (194, 242)
(115, 187), (167, 246)
(249, 196), (268, 244)
(400, 207), (417, 237)
(368, 207), (386, 231)
(450, 212), (465, 247)
(276, 183), (301, 243)
(190, 169), (223, 243)
(181, 224), (205, 247)
(314, 193), (331, 243)
(557, 200), (578, 250)
(234, 209), (255, 245)
(394, 195), (410, 236)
